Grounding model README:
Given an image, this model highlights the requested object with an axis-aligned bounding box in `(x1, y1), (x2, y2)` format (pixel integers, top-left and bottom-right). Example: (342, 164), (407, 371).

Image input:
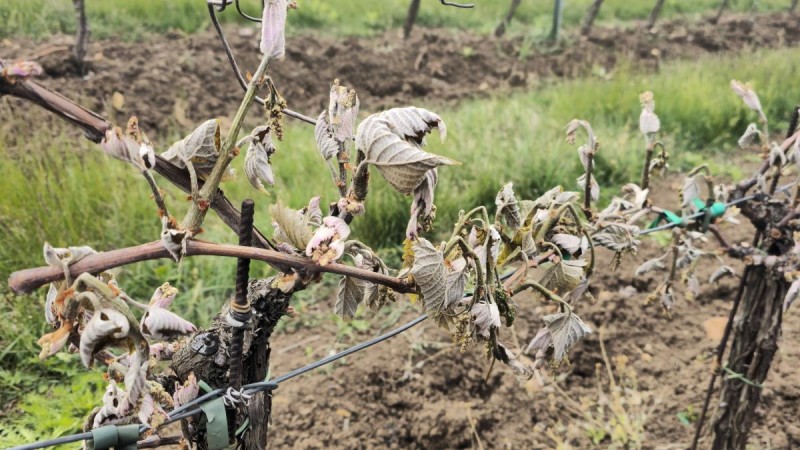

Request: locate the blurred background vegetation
(1, 0), (799, 445)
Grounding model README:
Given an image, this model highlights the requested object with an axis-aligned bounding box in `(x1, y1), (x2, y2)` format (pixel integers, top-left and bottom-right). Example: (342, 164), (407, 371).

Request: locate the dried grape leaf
(410, 238), (448, 314)
(260, 0), (287, 59)
(335, 276), (364, 319)
(634, 255), (667, 276)
(444, 257), (468, 309)
(356, 108), (456, 194)
(495, 182), (522, 230)
(542, 310), (592, 361)
(540, 259), (587, 295)
(592, 223), (640, 253)
(161, 119), (222, 174)
(709, 266), (736, 284)
(270, 202), (314, 251)
(315, 111), (339, 160)
(784, 279), (800, 312)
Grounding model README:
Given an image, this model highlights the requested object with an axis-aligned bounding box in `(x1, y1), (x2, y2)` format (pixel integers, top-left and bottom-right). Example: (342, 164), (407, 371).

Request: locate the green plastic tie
(90, 424), (139, 450)
(722, 365), (763, 389)
(200, 397), (230, 450)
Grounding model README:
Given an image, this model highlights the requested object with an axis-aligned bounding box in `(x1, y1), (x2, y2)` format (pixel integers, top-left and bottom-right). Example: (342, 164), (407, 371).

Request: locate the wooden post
(404, 0), (422, 40)
(646, 0), (665, 29)
(712, 0), (730, 24)
(495, 0), (522, 37)
(710, 263), (787, 449)
(580, 0), (604, 36)
(72, 0), (89, 74)
(548, 0), (564, 41)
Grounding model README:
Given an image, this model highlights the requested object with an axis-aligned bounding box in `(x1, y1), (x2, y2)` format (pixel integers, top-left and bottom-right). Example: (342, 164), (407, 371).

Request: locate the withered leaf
(315, 111), (339, 161)
(495, 182), (522, 231)
(540, 259), (587, 295)
(592, 224), (640, 253)
(335, 276), (364, 319)
(709, 266), (736, 284)
(410, 238), (448, 314)
(783, 279), (800, 312)
(356, 108), (456, 194)
(79, 309), (131, 368)
(162, 119), (222, 174)
(542, 310), (592, 361)
(444, 257), (468, 309)
(634, 255), (667, 276)
(269, 202), (314, 251)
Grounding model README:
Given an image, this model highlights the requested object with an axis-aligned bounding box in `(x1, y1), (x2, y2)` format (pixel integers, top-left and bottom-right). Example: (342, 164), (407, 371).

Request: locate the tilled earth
(3, 13), (800, 135)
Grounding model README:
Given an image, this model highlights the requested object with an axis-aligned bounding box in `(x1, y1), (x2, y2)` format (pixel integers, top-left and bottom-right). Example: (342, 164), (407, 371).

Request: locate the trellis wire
(9, 182), (793, 450)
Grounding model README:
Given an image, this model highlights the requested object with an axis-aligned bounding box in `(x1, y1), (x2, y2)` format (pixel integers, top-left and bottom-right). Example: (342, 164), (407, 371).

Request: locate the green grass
(2, 46), (799, 443)
(0, 0), (793, 41)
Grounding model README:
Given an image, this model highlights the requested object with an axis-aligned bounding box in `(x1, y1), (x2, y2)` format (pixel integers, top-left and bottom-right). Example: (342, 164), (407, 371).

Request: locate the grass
(1, 46), (799, 443)
(0, 0), (794, 41)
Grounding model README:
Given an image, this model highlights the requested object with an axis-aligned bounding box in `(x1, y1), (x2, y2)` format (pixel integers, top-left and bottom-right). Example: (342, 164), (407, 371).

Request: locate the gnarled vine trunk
(711, 264), (787, 449)
(171, 278), (291, 449)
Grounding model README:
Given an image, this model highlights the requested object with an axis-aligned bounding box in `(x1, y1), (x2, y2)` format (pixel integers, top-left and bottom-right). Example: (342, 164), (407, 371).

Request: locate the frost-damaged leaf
(542, 310), (592, 361)
(622, 183), (649, 209)
(563, 278), (590, 305)
(174, 373), (200, 408)
(161, 119), (222, 175)
(551, 233), (587, 255)
(315, 111), (339, 161)
(93, 380), (126, 428)
(44, 283), (58, 325)
(730, 80), (765, 120)
(709, 266), (736, 284)
(634, 255), (667, 276)
(681, 174), (703, 212)
(80, 309), (131, 368)
(592, 224), (640, 253)
(577, 173), (599, 203)
(356, 107), (456, 194)
(784, 279), (800, 312)
(769, 142), (786, 167)
(335, 276), (364, 319)
(100, 126), (153, 171)
(329, 79), (360, 143)
(407, 169), (438, 238)
(161, 228), (188, 262)
(306, 216), (350, 266)
(410, 238), (448, 314)
(444, 257), (468, 309)
(149, 282), (178, 309)
(244, 125), (277, 192)
(382, 107), (447, 143)
(540, 259), (587, 295)
(43, 242), (97, 267)
(270, 202), (314, 251)
(639, 91), (661, 138)
(260, 0), (287, 59)
(738, 123), (760, 148)
(495, 182), (522, 230)
(471, 301), (500, 339)
(495, 343), (533, 379)
(141, 307), (196, 341)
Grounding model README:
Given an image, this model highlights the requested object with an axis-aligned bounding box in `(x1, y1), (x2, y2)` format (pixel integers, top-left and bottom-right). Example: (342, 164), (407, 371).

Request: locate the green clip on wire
(90, 424), (139, 450)
(647, 200), (726, 231)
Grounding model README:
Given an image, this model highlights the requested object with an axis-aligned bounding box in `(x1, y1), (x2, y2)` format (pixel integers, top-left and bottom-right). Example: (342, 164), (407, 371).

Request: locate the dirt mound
(3, 13), (800, 135)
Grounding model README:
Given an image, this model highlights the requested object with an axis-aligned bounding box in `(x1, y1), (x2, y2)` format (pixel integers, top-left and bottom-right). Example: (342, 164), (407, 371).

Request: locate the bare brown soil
(4, 12), (800, 449)
(2, 13), (800, 134)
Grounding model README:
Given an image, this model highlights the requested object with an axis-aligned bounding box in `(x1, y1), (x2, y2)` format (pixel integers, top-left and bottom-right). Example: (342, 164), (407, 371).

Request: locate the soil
(2, 12), (800, 135)
(4, 11), (800, 450)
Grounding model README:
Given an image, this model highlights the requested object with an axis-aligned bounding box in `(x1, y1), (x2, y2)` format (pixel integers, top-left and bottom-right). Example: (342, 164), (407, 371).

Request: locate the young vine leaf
(542, 310), (592, 361)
